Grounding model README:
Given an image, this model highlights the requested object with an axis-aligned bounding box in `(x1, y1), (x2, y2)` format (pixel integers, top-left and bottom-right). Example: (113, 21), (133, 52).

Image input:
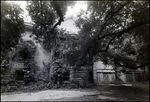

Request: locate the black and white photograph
(1, 0), (149, 101)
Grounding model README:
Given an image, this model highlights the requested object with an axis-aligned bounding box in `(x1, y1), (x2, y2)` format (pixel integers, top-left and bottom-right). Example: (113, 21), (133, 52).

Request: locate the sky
(7, 1), (87, 34)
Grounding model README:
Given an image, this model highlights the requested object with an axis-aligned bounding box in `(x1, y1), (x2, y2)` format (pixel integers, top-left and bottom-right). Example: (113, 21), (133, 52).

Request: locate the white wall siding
(93, 61), (145, 84)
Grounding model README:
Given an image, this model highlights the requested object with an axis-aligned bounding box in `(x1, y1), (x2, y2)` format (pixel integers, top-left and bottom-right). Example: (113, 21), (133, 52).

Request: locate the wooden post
(132, 72), (135, 82)
(100, 73), (103, 83)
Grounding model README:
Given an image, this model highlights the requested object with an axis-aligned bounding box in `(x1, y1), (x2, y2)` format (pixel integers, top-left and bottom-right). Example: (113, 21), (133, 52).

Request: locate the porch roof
(97, 69), (115, 73)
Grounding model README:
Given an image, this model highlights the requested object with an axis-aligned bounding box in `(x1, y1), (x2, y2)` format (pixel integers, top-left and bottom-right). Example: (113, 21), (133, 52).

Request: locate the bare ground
(1, 83), (149, 101)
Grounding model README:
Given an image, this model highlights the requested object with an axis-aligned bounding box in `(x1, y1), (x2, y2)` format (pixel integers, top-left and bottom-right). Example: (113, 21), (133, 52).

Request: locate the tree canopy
(75, 1), (149, 70)
(1, 1), (25, 69)
(26, 1), (75, 51)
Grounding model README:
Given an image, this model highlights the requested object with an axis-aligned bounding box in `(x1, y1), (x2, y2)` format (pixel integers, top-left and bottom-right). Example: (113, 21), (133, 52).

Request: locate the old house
(8, 22), (34, 80)
(93, 60), (149, 84)
(9, 22), (148, 85)
(53, 33), (80, 82)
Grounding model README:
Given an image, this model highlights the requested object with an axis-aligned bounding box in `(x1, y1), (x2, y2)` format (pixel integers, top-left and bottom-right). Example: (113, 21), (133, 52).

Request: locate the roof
(24, 22), (33, 27)
(24, 22), (33, 31)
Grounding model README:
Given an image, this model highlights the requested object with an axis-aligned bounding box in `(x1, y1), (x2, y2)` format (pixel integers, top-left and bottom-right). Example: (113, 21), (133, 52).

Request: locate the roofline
(24, 22), (33, 30)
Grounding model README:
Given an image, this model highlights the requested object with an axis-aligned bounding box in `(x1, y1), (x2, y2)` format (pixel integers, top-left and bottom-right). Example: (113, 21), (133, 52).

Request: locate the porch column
(132, 72), (135, 82)
(100, 73), (103, 83)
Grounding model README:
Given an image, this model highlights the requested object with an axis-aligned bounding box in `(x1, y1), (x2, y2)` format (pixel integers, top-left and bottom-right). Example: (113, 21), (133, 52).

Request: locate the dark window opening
(63, 71), (70, 81)
(60, 37), (66, 41)
(126, 73), (133, 82)
(14, 70), (25, 80)
(19, 48), (31, 60)
(128, 51), (136, 55)
(55, 50), (60, 57)
(89, 71), (93, 83)
(135, 73), (142, 82)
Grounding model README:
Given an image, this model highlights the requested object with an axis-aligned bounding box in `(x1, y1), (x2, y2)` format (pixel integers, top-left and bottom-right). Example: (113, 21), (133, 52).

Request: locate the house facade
(8, 22), (34, 79)
(93, 61), (148, 84)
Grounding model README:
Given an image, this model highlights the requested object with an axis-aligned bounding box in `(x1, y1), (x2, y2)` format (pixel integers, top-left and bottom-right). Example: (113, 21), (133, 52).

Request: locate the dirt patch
(1, 83), (149, 101)
(96, 83), (149, 101)
(1, 80), (96, 93)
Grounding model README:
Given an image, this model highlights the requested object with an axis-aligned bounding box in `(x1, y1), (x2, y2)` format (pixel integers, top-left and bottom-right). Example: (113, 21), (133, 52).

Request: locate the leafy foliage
(1, 1), (25, 71)
(75, 1), (149, 69)
(26, 1), (76, 51)
(26, 1), (76, 82)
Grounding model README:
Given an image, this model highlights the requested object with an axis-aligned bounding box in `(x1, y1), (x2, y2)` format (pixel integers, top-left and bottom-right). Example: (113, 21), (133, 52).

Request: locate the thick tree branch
(74, 19), (148, 69)
(116, 62), (149, 69)
(99, 20), (149, 40)
(105, 48), (149, 69)
(98, 1), (130, 38)
(97, 53), (108, 64)
(105, 35), (118, 52)
(51, 1), (64, 31)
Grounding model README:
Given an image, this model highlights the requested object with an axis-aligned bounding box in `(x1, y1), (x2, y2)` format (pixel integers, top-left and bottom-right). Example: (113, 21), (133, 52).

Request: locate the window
(89, 71), (93, 83)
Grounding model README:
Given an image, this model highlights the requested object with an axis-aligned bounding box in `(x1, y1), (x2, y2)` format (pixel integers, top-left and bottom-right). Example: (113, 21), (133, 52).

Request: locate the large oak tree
(74, 1), (149, 70)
